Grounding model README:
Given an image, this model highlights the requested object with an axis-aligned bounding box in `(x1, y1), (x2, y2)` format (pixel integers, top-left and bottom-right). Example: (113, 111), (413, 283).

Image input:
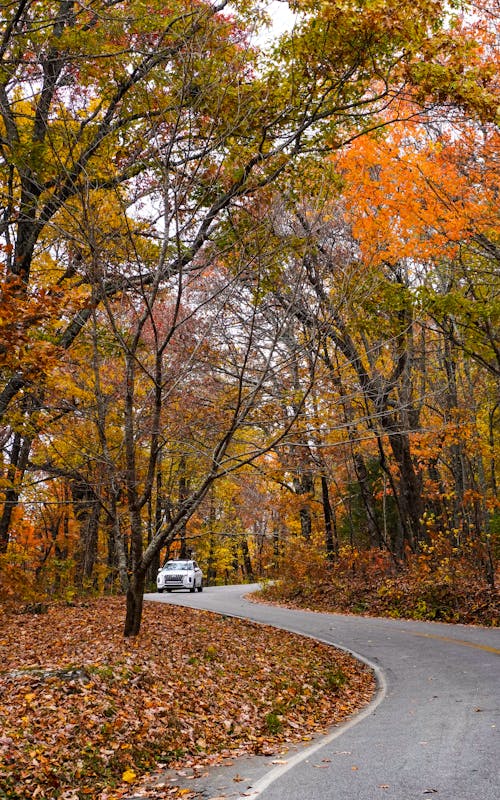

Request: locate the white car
(157, 560), (203, 593)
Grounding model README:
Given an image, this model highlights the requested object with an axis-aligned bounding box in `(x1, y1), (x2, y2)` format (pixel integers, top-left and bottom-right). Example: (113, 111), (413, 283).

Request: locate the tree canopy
(1, 0), (498, 633)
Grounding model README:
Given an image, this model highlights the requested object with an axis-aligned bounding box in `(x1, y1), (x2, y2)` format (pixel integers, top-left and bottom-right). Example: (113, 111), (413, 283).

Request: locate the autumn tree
(336, 108), (498, 570)
(258, 110), (498, 565)
(2, 0), (496, 416)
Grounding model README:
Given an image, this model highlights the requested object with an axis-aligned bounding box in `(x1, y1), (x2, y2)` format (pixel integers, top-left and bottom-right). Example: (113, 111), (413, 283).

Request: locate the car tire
(166, 589), (173, 593)
(197, 584), (203, 592)
(189, 586), (196, 593)
(157, 588), (164, 593)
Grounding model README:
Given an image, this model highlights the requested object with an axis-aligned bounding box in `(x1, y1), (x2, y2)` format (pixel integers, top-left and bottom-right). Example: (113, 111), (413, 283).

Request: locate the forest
(1, 0), (499, 635)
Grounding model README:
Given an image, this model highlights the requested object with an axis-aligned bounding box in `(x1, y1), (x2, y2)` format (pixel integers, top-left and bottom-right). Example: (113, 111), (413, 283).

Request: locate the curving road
(146, 585), (500, 800)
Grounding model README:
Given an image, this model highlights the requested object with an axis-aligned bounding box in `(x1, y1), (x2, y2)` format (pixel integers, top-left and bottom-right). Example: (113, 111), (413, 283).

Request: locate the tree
(337, 111), (498, 578)
(2, 0), (496, 418)
(263, 98), (499, 560)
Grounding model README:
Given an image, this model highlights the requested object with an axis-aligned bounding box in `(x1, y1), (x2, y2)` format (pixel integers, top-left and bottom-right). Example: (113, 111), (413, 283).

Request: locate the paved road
(146, 585), (500, 800)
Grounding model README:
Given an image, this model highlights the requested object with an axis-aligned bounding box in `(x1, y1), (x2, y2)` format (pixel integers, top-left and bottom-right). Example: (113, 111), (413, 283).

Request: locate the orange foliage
(337, 119), (499, 266)
(0, 486), (80, 604)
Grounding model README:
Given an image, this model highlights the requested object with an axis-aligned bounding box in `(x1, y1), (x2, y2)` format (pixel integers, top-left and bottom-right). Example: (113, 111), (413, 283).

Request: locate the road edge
(194, 596), (388, 797)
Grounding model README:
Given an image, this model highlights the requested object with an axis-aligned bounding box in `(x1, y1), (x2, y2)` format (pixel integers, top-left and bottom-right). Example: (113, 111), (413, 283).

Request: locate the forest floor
(0, 597), (375, 800)
(256, 564), (500, 626)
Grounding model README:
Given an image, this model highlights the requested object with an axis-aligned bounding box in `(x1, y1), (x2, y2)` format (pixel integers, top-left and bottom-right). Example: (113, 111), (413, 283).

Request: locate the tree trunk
(106, 491), (129, 593)
(178, 456), (189, 558)
(352, 451), (384, 548)
(272, 519), (280, 561)
(321, 474), (337, 558)
(489, 403), (498, 499)
(445, 352), (467, 535)
(104, 517), (116, 593)
(147, 465), (163, 584)
(293, 469), (314, 540)
(385, 429), (424, 551)
(124, 570), (146, 637)
(0, 432), (32, 553)
(241, 536), (254, 579)
(207, 533), (217, 585)
(72, 479), (100, 586)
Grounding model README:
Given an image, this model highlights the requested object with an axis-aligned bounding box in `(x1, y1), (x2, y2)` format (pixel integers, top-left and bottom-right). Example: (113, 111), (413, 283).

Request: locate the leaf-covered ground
(257, 565), (499, 626)
(0, 597), (374, 800)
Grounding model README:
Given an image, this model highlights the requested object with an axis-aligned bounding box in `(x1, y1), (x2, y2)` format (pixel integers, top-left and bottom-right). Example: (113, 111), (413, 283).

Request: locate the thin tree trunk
(111, 492), (129, 592)
(206, 491), (217, 585)
(72, 479), (100, 585)
(147, 463), (163, 584)
(323, 347), (386, 550)
(0, 432), (32, 553)
(351, 451), (384, 548)
(178, 455), (189, 558)
(489, 403), (498, 499)
(293, 469), (314, 540)
(384, 427), (424, 550)
(321, 474), (337, 558)
(241, 536), (254, 579)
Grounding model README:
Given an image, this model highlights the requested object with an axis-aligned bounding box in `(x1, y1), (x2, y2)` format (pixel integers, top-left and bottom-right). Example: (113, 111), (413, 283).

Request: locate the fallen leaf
(0, 598), (375, 800)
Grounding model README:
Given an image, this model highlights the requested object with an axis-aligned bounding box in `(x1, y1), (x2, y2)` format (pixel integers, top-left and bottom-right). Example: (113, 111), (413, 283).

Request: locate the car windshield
(163, 561), (190, 571)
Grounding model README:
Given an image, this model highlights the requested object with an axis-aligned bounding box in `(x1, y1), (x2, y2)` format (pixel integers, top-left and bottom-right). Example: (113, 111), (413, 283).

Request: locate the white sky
(266, 0), (297, 36)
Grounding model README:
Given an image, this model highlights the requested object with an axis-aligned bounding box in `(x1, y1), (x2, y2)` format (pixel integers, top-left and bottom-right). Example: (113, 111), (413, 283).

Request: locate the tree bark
(293, 469), (314, 540)
(241, 536), (254, 579)
(178, 456), (189, 558)
(72, 479), (100, 585)
(0, 433), (32, 553)
(124, 570), (146, 637)
(321, 474), (338, 558)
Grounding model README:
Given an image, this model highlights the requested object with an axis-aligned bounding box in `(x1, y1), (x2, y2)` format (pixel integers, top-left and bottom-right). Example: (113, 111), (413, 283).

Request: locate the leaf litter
(0, 597), (374, 799)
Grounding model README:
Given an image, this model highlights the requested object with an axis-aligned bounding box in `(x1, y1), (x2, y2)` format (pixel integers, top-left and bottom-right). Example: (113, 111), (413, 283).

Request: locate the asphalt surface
(145, 584), (500, 800)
